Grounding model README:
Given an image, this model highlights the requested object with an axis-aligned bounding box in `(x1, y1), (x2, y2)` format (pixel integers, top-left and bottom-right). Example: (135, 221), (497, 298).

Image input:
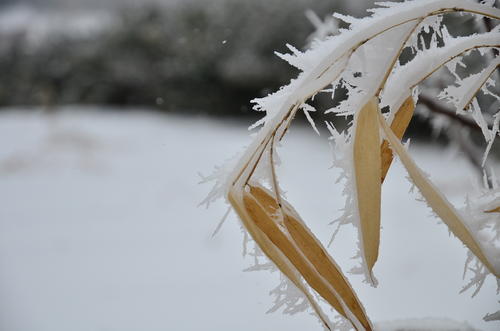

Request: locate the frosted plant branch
(454, 57), (500, 111)
(204, 1), (500, 330)
(229, 1), (500, 189)
(419, 94), (488, 132)
(381, 31), (500, 121)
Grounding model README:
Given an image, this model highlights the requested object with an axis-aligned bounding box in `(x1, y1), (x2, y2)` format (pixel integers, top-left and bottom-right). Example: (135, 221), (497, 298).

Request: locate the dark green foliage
(0, 1), (338, 116)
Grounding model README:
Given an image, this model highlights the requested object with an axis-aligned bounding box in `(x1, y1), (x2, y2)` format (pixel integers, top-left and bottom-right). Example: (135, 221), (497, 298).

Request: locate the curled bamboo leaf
(243, 191), (346, 318)
(381, 96), (415, 183)
(228, 189), (333, 330)
(249, 185), (373, 331)
(376, 105), (500, 278)
(353, 98), (382, 285)
(282, 209), (371, 330)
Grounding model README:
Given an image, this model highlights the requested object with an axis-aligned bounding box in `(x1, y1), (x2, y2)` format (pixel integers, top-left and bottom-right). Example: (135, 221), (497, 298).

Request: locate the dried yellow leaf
(228, 189), (332, 330)
(283, 211), (372, 330)
(381, 96), (415, 183)
(353, 98), (382, 284)
(242, 191), (347, 316)
(485, 206), (500, 213)
(376, 107), (500, 278)
(249, 185), (373, 331)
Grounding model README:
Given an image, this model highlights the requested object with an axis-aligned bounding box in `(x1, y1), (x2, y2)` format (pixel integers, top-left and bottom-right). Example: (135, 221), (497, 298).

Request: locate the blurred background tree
(0, 0), (497, 158)
(0, 0), (350, 116)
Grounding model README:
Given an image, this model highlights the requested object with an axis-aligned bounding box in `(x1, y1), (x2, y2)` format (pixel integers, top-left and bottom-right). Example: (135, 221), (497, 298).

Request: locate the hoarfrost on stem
(204, 0), (500, 329)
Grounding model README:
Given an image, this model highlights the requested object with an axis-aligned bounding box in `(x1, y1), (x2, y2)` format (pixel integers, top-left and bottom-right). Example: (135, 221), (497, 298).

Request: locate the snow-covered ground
(0, 108), (498, 331)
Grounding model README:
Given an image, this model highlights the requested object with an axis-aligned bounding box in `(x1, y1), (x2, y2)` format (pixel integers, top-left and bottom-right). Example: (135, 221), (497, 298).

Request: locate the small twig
(269, 134), (285, 223)
(418, 94), (485, 131)
(481, 15), (500, 89)
(482, 16), (499, 57)
(419, 94), (494, 183)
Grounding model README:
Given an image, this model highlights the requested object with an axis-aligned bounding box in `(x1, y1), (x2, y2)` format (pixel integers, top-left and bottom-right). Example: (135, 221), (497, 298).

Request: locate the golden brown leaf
(376, 107), (500, 278)
(242, 191), (347, 317)
(249, 185), (373, 331)
(228, 189), (333, 330)
(353, 98), (382, 284)
(485, 206), (500, 213)
(381, 96), (415, 183)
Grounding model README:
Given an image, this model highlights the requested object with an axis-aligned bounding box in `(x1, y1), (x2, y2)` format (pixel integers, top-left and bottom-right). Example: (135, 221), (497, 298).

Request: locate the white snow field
(0, 108), (498, 331)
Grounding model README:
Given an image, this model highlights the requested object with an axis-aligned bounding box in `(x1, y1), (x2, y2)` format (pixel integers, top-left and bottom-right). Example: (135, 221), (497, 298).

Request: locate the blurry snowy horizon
(0, 108), (498, 331)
